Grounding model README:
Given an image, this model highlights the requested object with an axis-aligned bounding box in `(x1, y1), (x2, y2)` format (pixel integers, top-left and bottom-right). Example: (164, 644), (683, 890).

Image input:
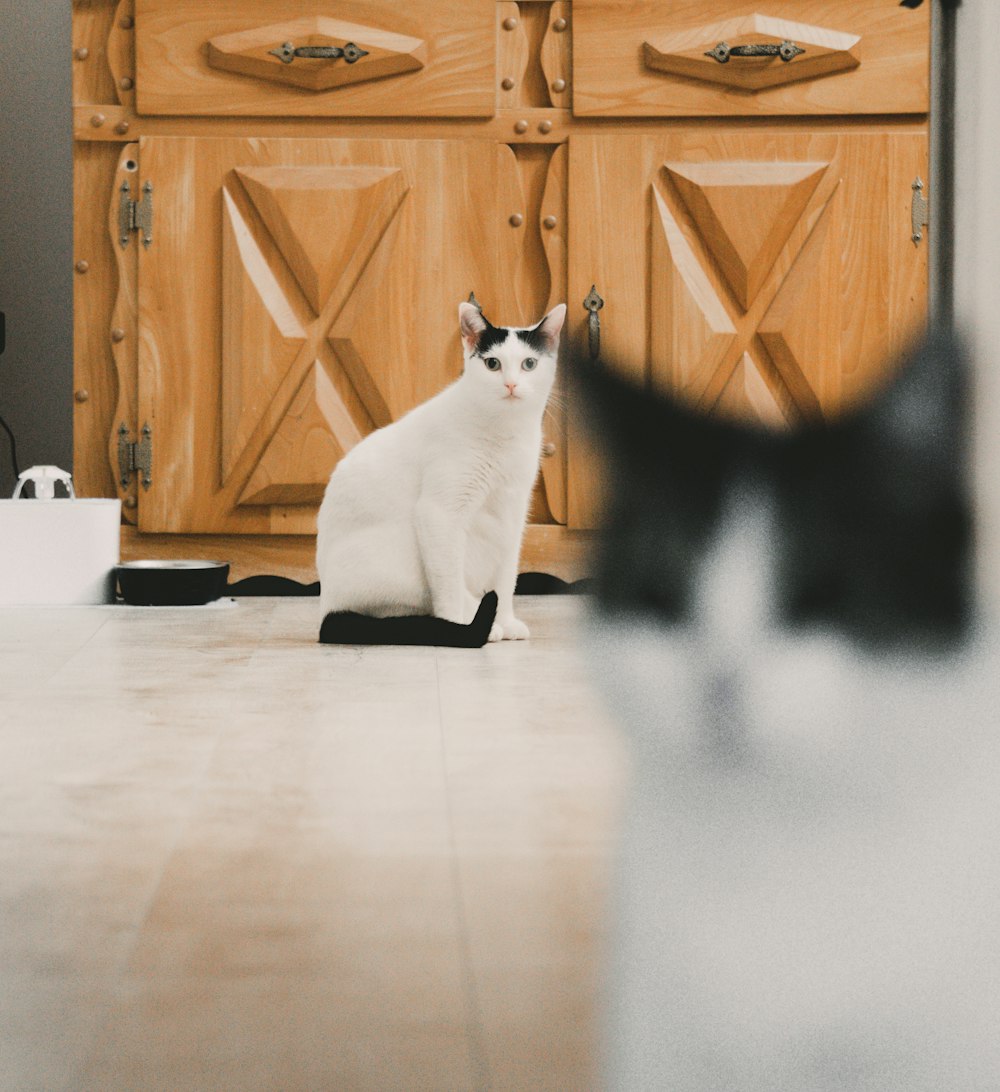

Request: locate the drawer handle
(583, 285), (604, 360)
(268, 41), (370, 65)
(705, 40), (805, 64)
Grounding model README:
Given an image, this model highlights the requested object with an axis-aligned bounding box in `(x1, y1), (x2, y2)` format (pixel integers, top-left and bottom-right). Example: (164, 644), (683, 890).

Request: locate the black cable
(0, 312), (15, 485)
(0, 412), (19, 483)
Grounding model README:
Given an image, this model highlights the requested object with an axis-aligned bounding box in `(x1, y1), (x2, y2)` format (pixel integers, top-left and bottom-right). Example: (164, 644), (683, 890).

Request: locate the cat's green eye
(522, 358), (538, 371)
(483, 357), (501, 371)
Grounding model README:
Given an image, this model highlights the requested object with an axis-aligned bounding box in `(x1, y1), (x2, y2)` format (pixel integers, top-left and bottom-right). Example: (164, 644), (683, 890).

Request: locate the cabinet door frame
(130, 134), (531, 535)
(567, 127), (929, 526)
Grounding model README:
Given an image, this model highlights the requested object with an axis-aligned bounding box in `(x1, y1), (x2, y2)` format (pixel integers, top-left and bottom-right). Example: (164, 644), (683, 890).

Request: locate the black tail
(319, 592), (498, 648)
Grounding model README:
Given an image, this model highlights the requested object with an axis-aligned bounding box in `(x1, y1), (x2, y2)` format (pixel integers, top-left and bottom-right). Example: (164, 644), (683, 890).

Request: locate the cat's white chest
(584, 612), (1000, 1091)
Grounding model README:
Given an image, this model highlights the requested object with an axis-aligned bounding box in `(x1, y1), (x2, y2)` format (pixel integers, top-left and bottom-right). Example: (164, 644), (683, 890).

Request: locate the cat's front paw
(493, 617), (530, 641)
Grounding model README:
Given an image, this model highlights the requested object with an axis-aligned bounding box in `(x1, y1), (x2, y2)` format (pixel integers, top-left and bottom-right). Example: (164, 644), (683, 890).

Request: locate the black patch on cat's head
(517, 318), (555, 356)
(573, 328), (972, 651)
(471, 318), (511, 358)
(460, 302), (509, 358)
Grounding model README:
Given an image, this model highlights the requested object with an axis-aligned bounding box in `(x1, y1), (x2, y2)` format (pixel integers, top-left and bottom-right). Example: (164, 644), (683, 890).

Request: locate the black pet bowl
(116, 560), (230, 606)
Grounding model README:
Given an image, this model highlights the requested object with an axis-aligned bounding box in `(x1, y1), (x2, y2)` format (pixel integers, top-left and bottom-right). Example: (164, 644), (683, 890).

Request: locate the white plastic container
(0, 467), (121, 605)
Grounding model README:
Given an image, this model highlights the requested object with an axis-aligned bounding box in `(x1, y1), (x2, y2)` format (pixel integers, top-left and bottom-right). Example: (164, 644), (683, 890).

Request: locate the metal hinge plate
(911, 177), (929, 245)
(117, 422), (152, 490)
(118, 180), (153, 249)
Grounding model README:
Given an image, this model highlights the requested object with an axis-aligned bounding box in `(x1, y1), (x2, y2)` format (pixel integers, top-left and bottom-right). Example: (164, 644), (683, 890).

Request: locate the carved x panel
(652, 160), (841, 426)
(135, 137), (526, 534)
(221, 165), (408, 506)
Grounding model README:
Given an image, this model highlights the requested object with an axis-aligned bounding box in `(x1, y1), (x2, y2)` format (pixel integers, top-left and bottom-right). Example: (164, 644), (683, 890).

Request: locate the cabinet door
(567, 130), (928, 525)
(135, 1), (495, 117)
(134, 136), (526, 534)
(572, 1), (928, 117)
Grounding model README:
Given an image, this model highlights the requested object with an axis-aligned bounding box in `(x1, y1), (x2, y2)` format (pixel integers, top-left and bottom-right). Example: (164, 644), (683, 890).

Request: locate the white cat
(576, 331), (1000, 1090)
(316, 301), (565, 641)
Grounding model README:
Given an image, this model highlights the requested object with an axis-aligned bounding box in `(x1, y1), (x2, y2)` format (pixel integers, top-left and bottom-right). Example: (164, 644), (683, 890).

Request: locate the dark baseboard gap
(226, 572), (591, 597)
(227, 575), (320, 597)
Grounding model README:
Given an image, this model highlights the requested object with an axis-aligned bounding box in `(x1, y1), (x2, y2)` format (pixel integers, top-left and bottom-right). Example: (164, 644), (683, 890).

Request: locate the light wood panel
(572, 0), (929, 117)
(134, 0), (495, 117)
(136, 136), (533, 535)
(567, 128), (928, 525)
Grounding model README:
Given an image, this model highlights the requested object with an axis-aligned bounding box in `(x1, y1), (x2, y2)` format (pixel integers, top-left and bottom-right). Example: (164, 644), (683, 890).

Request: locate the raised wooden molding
(758, 199), (842, 417)
(221, 164), (410, 504)
(713, 351), (791, 428)
(644, 14), (861, 92)
(539, 144), (568, 525)
(648, 151), (845, 423)
(238, 360), (364, 506)
(650, 186), (737, 404)
(106, 144), (140, 521)
(107, 0), (136, 109)
(234, 164), (409, 314)
(540, 2), (572, 110)
(220, 184), (309, 482)
(206, 16), (427, 92)
(663, 160), (827, 309)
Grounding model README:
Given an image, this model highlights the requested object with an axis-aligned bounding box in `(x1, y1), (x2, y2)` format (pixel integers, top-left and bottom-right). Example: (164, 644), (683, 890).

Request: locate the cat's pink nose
(505, 382), (518, 396)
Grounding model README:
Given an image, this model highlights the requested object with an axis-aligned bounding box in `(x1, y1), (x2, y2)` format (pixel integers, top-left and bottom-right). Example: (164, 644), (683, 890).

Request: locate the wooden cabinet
(73, 1), (930, 581)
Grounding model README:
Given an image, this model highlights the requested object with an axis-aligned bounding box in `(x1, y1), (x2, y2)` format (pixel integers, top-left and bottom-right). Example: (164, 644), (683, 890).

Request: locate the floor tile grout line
(34, 612), (115, 690)
(435, 650), (494, 1092)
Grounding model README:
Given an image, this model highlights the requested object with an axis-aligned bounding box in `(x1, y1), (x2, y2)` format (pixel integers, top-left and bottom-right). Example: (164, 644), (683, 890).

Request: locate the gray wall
(952, 0), (1000, 612)
(0, 2), (73, 496)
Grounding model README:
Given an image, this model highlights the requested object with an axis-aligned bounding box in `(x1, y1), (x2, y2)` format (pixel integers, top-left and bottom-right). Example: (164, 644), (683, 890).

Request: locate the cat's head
(574, 327), (972, 653)
(458, 301), (566, 410)
(574, 330), (973, 769)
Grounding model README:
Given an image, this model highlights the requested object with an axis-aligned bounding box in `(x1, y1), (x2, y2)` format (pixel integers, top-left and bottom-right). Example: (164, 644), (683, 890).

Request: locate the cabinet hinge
(117, 422), (153, 490)
(118, 180), (153, 249)
(911, 177), (929, 245)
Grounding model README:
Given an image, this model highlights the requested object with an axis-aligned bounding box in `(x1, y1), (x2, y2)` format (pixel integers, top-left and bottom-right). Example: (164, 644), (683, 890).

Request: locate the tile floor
(0, 596), (626, 1092)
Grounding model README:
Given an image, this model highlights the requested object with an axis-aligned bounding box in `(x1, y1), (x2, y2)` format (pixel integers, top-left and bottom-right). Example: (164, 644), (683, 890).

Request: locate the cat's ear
(459, 301), (488, 351)
(531, 303), (567, 351)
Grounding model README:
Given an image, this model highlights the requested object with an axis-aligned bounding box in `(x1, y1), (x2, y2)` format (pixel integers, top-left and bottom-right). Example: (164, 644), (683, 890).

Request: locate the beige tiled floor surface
(0, 597), (625, 1092)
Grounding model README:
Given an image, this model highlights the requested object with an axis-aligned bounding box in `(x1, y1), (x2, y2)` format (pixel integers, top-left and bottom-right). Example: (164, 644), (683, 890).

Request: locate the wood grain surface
(573, 0), (929, 117)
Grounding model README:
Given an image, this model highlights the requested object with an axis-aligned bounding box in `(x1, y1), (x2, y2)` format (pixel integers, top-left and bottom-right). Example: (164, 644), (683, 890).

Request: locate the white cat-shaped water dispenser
(0, 465), (120, 605)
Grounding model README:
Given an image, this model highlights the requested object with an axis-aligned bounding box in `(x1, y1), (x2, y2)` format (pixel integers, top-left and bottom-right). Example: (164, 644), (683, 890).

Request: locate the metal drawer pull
(268, 41), (370, 65)
(705, 40), (805, 64)
(583, 285), (604, 360)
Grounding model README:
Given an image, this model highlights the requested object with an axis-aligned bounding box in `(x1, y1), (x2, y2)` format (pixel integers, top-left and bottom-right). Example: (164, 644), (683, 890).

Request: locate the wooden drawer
(134, 1), (495, 117)
(572, 1), (929, 117)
